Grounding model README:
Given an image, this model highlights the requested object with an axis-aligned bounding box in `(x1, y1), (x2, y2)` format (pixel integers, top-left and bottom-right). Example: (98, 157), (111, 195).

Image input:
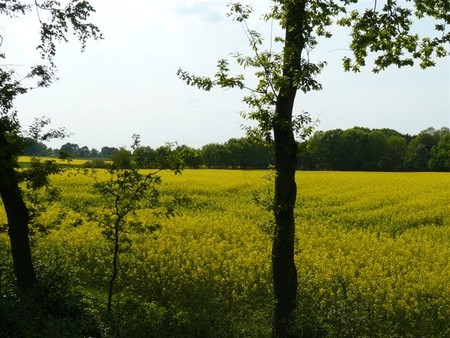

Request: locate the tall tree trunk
(271, 2), (305, 337)
(0, 132), (36, 292)
(272, 117), (298, 338)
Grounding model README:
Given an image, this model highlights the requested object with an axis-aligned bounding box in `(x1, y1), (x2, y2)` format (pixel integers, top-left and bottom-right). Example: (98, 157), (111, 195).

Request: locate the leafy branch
(74, 136), (188, 313)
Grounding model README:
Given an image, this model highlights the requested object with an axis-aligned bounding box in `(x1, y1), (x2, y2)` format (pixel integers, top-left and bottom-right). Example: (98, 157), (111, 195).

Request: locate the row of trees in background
(24, 140), (118, 159)
(24, 126), (450, 171)
(299, 126), (450, 172)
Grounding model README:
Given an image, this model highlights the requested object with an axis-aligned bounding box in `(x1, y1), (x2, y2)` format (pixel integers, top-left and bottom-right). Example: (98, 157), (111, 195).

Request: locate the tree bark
(271, 2), (305, 337)
(0, 131), (37, 292)
(107, 219), (120, 313)
(272, 120), (298, 338)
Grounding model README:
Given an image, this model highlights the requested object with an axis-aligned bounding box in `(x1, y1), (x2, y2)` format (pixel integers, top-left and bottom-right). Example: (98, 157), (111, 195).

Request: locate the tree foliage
(300, 127), (449, 172)
(76, 137), (188, 313)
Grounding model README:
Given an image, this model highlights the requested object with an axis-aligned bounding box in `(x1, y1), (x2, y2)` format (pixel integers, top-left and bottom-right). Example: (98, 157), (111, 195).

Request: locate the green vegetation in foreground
(1, 170), (449, 337)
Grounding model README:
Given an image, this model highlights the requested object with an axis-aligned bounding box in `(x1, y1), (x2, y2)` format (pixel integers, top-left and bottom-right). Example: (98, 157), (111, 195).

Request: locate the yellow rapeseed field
(1, 170), (449, 336)
(18, 156), (90, 166)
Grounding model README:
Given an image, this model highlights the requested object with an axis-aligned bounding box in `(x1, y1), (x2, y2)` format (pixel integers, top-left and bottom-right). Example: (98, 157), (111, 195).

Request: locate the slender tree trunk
(271, 2), (305, 337)
(107, 221), (120, 313)
(0, 132), (36, 292)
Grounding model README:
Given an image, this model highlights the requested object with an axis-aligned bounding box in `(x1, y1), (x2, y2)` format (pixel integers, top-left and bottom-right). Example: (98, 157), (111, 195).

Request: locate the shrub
(83, 159), (108, 169)
(0, 255), (101, 338)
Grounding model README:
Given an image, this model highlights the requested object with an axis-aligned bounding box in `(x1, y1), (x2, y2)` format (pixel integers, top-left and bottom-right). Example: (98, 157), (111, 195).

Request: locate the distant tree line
(23, 140), (120, 159)
(23, 126), (449, 171)
(299, 126), (450, 172)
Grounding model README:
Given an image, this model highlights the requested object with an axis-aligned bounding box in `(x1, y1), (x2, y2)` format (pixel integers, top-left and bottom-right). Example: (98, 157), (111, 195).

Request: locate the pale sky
(2, 0), (449, 150)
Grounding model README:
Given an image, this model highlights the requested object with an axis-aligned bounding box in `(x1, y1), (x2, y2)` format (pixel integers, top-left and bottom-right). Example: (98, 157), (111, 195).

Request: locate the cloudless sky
(3, 0), (449, 150)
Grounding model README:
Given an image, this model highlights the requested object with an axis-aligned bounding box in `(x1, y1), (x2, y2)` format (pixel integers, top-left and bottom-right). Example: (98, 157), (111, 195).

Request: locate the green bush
(83, 159), (108, 169)
(0, 257), (101, 338)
